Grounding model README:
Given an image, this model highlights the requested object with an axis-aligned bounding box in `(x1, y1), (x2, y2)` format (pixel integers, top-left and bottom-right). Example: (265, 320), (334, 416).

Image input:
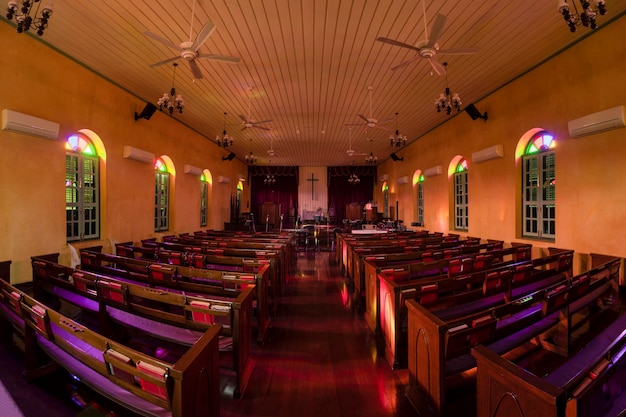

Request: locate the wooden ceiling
(3, 0), (625, 165)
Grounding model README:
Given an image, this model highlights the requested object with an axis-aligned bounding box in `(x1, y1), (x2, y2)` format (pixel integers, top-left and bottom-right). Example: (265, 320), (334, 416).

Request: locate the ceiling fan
(240, 88), (273, 131)
(341, 127), (367, 157)
(267, 137), (278, 157)
(144, 0), (241, 79)
(345, 86), (393, 133)
(376, 3), (478, 75)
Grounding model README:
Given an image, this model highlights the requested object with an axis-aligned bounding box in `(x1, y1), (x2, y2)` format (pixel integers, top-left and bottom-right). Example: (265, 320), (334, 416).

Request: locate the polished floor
(0, 251), (425, 417)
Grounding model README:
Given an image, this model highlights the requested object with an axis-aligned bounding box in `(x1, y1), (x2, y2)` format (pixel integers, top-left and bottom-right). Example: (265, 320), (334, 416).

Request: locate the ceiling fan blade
(240, 126), (249, 131)
(149, 56), (181, 67)
(438, 47), (480, 55)
(358, 114), (370, 122)
(427, 14), (447, 47)
(189, 59), (203, 79)
(191, 22), (216, 51)
(198, 54), (241, 63)
(238, 114), (249, 122)
(390, 55), (421, 71)
(253, 125), (271, 130)
(144, 31), (181, 51)
(377, 118), (394, 125)
(373, 125), (391, 131)
(253, 119), (273, 125)
(429, 57), (446, 76)
(375, 37), (421, 53)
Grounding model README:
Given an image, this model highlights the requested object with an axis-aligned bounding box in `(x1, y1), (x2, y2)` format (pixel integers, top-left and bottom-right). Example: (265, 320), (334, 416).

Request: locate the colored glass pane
(155, 159), (167, 172)
(456, 158), (468, 172)
(526, 133), (555, 154)
(65, 134), (96, 155)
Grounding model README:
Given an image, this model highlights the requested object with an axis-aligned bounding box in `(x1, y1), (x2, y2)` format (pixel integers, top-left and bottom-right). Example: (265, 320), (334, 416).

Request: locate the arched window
(155, 158), (170, 231)
(200, 172), (209, 227)
(382, 182), (389, 219)
(416, 174), (425, 226)
(522, 132), (556, 239)
(454, 158), (468, 230)
(65, 134), (100, 241)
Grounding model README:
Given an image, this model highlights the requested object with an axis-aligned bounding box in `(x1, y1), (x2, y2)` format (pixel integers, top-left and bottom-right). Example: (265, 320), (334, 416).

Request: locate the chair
(303, 225), (317, 252)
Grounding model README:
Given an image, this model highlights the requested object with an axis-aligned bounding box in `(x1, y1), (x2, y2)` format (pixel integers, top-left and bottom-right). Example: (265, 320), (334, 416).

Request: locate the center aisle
(220, 251), (417, 417)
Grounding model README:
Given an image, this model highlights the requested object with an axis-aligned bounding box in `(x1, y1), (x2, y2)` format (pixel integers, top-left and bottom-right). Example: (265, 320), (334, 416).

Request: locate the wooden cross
(307, 173), (319, 200)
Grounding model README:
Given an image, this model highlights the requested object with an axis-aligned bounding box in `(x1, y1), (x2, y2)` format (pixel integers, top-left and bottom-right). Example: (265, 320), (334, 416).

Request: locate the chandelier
(6, 0), (53, 36)
(389, 112), (407, 148)
(245, 151), (257, 164)
(216, 112), (233, 148)
(348, 174), (360, 184)
(157, 63), (184, 115)
(365, 152), (378, 165)
(435, 62), (461, 115)
(558, 1), (607, 32)
(264, 174), (276, 185)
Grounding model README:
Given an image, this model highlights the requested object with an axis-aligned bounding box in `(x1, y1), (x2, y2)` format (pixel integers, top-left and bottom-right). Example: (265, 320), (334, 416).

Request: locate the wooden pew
(143, 240), (284, 300)
(363, 243), (530, 334)
(378, 248), (573, 369)
(0, 280), (221, 417)
(79, 250), (270, 343)
(404, 254), (621, 417)
(31, 257), (255, 398)
(472, 314), (626, 417)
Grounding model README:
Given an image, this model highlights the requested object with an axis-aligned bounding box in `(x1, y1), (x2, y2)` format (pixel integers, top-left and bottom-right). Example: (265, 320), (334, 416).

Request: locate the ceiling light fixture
(216, 112), (233, 148)
(348, 174), (360, 184)
(157, 63), (184, 115)
(245, 151), (257, 164)
(6, 0), (53, 36)
(435, 62), (461, 115)
(558, 0), (607, 32)
(365, 138), (377, 165)
(389, 112), (407, 148)
(264, 174), (276, 185)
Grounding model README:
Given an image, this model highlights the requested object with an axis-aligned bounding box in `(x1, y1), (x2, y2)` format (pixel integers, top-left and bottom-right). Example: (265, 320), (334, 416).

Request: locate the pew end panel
(472, 345), (566, 417)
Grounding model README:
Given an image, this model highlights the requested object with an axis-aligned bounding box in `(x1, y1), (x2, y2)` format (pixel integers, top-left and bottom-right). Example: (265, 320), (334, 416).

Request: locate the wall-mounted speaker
(134, 103), (158, 121)
(390, 152), (404, 162)
(465, 103), (488, 121)
(222, 152), (236, 161)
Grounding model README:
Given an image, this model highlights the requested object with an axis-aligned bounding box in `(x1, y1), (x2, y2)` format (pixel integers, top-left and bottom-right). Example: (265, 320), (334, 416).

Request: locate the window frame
(453, 159), (468, 231)
(154, 159), (170, 232)
(522, 132), (556, 240)
(65, 135), (100, 242)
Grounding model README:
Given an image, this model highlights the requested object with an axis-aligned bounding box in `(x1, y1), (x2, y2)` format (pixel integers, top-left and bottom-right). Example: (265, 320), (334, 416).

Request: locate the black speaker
(465, 103), (488, 121)
(390, 152), (403, 162)
(222, 152), (236, 161)
(134, 103), (158, 121)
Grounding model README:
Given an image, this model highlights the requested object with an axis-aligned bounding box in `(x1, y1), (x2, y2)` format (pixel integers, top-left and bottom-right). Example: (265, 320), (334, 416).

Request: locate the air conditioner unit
(568, 105), (625, 138)
(424, 165), (442, 177)
(379, 174), (389, 182)
(217, 175), (230, 184)
(1, 109), (60, 140)
(397, 176), (410, 185)
(123, 146), (154, 164)
(183, 164), (202, 175)
(472, 144), (504, 163)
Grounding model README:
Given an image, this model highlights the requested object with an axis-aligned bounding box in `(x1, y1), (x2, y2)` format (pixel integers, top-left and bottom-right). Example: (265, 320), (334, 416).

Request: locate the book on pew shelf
(9, 291), (21, 310)
(471, 315), (493, 327)
(211, 304), (230, 312)
(104, 349), (136, 385)
(136, 361), (168, 400)
(190, 300), (215, 324)
(589, 358), (611, 380)
(101, 281), (125, 303)
(571, 376), (593, 398)
(448, 323), (469, 333)
(31, 304), (47, 331)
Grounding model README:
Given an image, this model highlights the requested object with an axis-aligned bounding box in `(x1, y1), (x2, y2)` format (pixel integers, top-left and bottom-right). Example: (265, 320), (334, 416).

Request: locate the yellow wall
(0, 23), (248, 283)
(375, 15), (626, 266)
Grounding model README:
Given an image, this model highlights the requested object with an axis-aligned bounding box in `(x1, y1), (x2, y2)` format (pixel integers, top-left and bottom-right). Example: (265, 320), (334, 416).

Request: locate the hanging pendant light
(435, 62), (461, 115)
(157, 63), (184, 115)
(216, 112), (233, 148)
